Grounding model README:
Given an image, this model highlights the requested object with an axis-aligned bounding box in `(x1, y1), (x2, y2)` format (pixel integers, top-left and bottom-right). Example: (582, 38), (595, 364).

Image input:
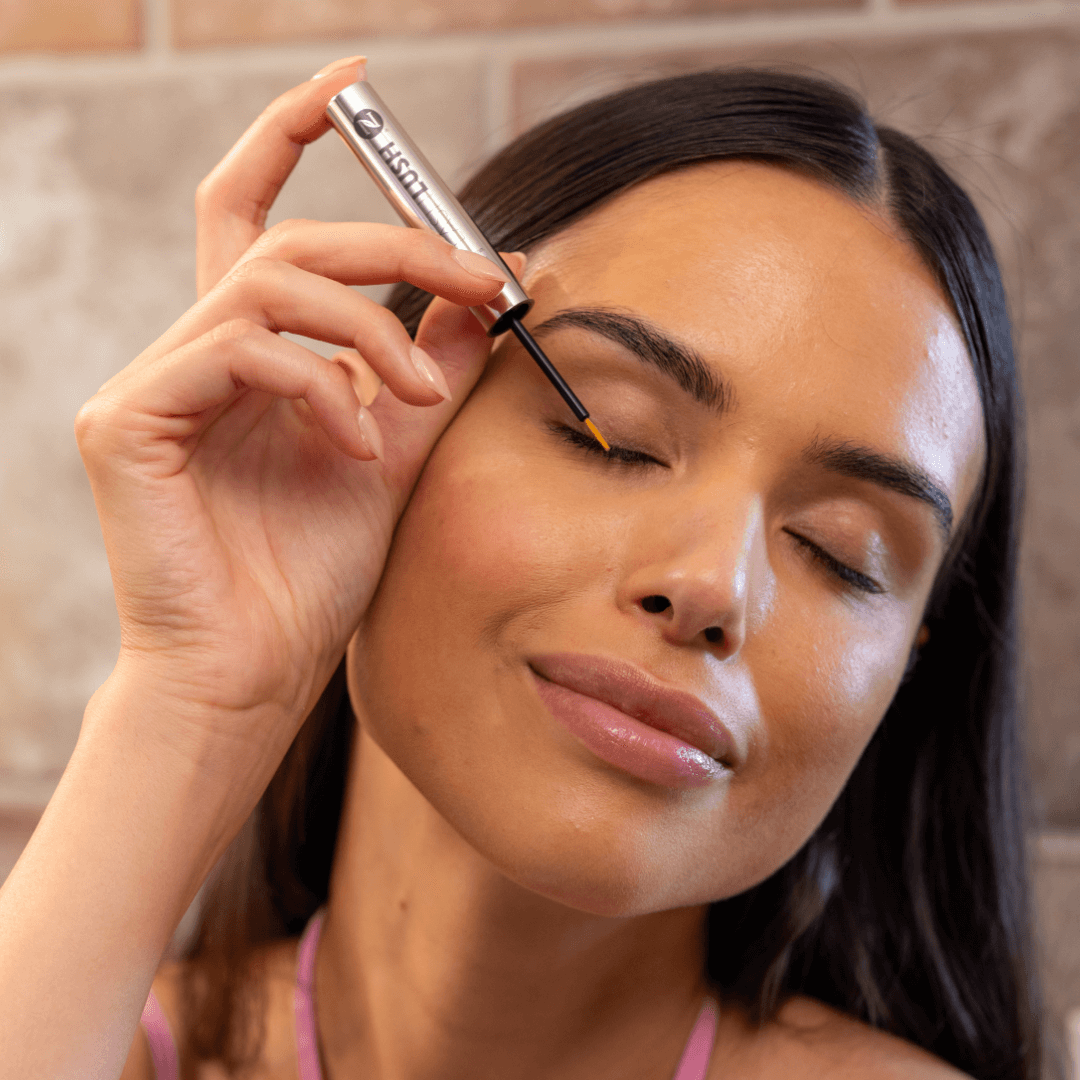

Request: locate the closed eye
(784, 529), (883, 595)
(548, 422), (665, 467)
(553, 420), (881, 595)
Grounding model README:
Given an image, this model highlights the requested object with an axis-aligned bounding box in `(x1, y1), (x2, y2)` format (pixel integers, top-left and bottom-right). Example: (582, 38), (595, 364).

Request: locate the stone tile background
(0, 55), (488, 800)
(0, 0), (141, 55)
(1038, 835), (1080, 1079)
(173, 0), (858, 49)
(0, 0), (1077, 1073)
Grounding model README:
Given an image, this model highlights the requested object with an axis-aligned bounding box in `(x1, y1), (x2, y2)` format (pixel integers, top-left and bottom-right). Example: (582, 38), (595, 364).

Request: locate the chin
(468, 821), (693, 919)
(410, 756), (763, 918)
(352, 664), (785, 921)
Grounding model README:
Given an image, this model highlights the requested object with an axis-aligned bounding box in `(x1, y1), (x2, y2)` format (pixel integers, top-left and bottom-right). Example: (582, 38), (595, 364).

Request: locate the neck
(318, 728), (711, 1080)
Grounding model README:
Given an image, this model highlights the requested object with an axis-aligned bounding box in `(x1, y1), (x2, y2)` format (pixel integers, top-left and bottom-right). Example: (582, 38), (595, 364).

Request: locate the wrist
(79, 661), (303, 846)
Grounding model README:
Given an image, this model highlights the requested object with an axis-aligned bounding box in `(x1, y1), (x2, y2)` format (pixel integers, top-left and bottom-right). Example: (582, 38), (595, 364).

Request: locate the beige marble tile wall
(1, 0), (1078, 1070)
(1038, 835), (1080, 1078)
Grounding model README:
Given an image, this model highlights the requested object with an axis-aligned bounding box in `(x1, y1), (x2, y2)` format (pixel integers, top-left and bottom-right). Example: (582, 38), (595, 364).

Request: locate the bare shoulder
(709, 995), (972, 1080)
(119, 937), (303, 1080)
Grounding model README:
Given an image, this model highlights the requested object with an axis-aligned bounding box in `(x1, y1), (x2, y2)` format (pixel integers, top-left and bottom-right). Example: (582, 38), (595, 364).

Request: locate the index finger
(195, 56), (367, 298)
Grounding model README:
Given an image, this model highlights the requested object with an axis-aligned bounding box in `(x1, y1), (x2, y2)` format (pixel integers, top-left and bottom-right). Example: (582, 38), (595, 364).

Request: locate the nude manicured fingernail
(311, 55), (366, 79)
(357, 406), (384, 460)
(451, 248), (508, 282)
(410, 346), (452, 401)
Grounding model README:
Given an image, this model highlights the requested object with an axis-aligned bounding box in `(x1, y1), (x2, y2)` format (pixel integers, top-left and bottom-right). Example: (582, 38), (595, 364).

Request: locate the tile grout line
(141, 0), (174, 61)
(465, 0), (1078, 58)
(1036, 833), (1080, 866)
(0, 0), (1078, 85)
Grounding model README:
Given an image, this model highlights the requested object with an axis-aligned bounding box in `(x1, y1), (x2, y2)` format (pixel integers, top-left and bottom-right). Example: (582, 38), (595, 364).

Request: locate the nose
(619, 494), (765, 656)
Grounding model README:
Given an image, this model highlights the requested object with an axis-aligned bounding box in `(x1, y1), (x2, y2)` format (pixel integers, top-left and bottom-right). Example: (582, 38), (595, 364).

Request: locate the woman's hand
(0, 59), (518, 1080)
(75, 58), (513, 795)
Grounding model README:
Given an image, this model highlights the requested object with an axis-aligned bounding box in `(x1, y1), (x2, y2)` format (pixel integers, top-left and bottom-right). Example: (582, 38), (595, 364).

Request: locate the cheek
(352, 418), (590, 740)
(404, 444), (580, 627)
(784, 632), (902, 779)
(731, 606), (910, 870)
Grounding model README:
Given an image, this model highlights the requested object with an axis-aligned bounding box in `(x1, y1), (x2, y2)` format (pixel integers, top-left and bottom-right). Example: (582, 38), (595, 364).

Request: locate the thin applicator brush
(508, 316), (610, 451)
(325, 79), (609, 452)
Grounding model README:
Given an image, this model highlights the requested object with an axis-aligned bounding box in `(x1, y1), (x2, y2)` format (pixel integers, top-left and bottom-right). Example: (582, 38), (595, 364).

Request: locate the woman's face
(348, 162), (985, 916)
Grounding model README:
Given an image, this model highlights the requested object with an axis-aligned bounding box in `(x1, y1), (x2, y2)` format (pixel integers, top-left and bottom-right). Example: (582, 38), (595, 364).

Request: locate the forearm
(0, 677), (267, 1080)
(5, 57), (468, 1079)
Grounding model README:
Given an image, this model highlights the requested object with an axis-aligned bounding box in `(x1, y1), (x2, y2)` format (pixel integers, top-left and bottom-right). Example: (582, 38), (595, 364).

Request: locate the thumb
(366, 294), (493, 514)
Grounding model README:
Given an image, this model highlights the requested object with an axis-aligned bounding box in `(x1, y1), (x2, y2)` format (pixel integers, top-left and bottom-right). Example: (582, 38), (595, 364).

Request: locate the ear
(502, 251), (529, 279)
(901, 624), (930, 684)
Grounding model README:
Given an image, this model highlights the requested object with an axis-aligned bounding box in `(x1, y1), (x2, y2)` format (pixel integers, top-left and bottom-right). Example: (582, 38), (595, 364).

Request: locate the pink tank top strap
(671, 996), (720, 1080)
(139, 987), (180, 1080)
(290, 908), (718, 1080)
(294, 908), (326, 1080)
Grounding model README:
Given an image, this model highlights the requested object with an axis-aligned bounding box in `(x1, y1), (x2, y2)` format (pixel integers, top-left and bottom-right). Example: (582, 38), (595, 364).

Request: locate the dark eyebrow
(531, 307), (952, 537)
(530, 307), (734, 414)
(806, 436), (954, 538)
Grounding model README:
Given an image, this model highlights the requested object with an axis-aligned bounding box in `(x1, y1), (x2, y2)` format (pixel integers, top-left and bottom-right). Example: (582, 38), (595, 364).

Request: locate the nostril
(641, 595), (672, 614)
(704, 626), (724, 645)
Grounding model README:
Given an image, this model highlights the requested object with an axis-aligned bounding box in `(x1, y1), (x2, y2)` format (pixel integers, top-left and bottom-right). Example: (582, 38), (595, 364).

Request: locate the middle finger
(173, 258), (454, 408)
(241, 219), (510, 301)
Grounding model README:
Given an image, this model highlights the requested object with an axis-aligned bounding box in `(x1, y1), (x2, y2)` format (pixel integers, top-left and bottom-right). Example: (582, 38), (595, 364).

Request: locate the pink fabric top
(294, 910), (323, 1080)
(140, 909), (719, 1080)
(138, 988), (179, 1080)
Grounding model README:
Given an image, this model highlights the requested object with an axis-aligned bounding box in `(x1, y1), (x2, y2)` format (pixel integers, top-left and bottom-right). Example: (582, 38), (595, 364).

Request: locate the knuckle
(210, 317), (262, 349)
(324, 360), (361, 407)
(73, 398), (99, 443)
(356, 307), (404, 355)
(73, 394), (117, 452)
(249, 218), (310, 258)
(419, 229), (453, 255)
(320, 359), (350, 395)
(409, 229), (454, 266)
(194, 173), (219, 213)
(228, 254), (289, 292)
(269, 216), (311, 238)
(327, 351), (355, 381)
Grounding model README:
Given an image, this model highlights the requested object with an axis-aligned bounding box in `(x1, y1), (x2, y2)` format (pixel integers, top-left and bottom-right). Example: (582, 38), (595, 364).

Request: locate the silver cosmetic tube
(326, 82), (531, 335)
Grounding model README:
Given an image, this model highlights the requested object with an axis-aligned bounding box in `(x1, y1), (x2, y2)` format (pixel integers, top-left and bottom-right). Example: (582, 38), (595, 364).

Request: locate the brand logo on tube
(353, 109), (384, 139)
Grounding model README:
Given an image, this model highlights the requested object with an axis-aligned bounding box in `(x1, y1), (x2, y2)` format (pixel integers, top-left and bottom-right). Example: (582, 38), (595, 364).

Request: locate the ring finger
(162, 258), (451, 408)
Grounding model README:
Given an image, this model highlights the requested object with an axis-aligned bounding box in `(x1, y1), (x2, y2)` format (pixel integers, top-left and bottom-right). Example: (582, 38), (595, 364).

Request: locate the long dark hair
(181, 69), (1039, 1080)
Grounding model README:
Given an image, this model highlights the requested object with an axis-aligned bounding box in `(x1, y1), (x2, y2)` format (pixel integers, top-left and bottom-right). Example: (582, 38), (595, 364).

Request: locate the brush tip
(584, 418), (610, 452)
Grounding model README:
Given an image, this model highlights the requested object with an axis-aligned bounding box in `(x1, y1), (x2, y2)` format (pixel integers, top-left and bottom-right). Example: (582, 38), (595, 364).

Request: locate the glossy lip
(528, 653), (736, 789)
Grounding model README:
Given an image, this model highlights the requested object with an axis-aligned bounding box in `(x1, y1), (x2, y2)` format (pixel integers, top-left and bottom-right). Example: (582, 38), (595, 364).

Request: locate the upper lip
(528, 653), (737, 767)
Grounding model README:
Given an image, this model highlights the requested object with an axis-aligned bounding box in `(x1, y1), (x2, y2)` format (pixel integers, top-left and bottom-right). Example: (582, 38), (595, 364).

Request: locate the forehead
(524, 161), (986, 510)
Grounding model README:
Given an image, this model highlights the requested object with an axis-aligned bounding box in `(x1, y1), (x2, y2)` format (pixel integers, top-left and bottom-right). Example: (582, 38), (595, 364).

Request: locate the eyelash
(785, 530), (883, 595)
(550, 422), (883, 596)
(549, 422), (664, 466)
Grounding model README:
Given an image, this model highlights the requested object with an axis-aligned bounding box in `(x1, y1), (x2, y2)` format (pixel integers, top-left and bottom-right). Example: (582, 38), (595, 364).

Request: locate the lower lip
(531, 674), (727, 789)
